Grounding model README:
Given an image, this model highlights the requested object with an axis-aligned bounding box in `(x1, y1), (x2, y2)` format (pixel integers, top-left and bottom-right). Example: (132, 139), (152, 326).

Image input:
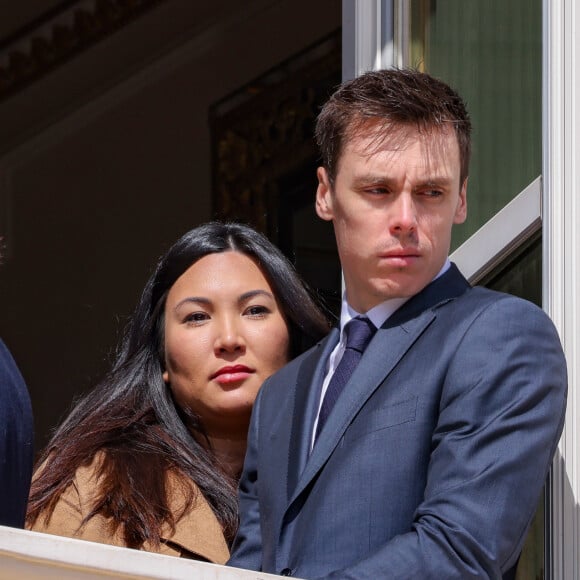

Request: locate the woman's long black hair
(27, 222), (331, 548)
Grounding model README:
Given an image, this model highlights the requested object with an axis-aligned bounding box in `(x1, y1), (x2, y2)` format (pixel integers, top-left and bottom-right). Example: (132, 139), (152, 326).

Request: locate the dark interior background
(0, 0), (342, 451)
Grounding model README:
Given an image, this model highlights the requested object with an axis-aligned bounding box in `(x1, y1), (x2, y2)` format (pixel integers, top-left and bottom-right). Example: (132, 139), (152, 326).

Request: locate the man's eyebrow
(351, 173), (395, 185)
(351, 174), (454, 187)
(414, 177), (454, 188)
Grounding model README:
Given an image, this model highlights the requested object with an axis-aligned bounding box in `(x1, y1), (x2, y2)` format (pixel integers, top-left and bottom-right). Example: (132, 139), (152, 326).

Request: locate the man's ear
(315, 167), (334, 222)
(453, 178), (468, 224)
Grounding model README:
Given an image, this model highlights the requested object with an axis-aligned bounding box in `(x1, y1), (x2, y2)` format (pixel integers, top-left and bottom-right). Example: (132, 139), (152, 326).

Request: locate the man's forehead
(342, 124), (459, 174)
(348, 120), (459, 156)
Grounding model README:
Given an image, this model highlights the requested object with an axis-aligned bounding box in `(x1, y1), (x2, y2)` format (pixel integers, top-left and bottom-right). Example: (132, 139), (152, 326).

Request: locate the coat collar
(155, 472), (230, 563)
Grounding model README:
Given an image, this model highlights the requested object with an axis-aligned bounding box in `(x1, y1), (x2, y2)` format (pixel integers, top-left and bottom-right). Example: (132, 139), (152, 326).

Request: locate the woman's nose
(214, 318), (245, 354)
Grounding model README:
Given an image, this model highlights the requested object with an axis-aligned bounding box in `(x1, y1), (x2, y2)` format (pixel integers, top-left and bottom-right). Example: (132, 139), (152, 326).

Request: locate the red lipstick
(211, 365), (254, 385)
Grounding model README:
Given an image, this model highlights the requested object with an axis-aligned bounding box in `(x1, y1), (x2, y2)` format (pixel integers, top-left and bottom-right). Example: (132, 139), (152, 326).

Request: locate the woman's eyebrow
(238, 289), (274, 304)
(173, 296), (210, 311)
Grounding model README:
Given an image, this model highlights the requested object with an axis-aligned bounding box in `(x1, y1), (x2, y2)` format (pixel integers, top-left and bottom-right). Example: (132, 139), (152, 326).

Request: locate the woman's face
(162, 251), (290, 436)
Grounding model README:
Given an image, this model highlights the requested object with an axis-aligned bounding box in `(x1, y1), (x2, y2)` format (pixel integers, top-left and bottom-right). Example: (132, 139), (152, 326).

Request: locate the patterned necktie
(315, 316), (376, 439)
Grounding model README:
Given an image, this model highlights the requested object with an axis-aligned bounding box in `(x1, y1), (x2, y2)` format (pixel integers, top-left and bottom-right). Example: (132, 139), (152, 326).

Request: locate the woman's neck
(204, 432), (247, 480)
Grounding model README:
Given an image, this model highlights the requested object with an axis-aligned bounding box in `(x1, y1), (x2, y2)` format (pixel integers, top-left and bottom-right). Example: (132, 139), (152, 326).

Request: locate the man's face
(315, 122), (467, 313)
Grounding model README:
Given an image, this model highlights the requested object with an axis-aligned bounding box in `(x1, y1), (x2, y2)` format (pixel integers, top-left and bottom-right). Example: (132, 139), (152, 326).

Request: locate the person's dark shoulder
(0, 338), (25, 384)
(0, 338), (34, 527)
(0, 338), (32, 415)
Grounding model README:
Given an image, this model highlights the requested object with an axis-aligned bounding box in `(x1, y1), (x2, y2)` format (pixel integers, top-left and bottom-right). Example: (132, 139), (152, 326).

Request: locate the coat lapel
(289, 312), (436, 507)
(286, 329), (339, 500)
(287, 263), (470, 508)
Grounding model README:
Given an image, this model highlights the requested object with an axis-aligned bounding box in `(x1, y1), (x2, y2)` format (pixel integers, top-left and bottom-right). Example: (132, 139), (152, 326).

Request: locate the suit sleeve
(321, 297), (567, 579)
(228, 386), (264, 570)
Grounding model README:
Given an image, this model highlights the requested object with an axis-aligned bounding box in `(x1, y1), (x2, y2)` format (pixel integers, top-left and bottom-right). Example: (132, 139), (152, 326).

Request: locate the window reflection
(409, 0), (542, 250)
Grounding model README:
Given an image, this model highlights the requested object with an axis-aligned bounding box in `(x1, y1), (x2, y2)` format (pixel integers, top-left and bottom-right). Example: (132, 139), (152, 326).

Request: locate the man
(228, 69), (567, 579)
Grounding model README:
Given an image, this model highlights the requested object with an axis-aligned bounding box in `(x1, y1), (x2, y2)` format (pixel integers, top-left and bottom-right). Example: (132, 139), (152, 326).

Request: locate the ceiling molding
(0, 0), (168, 102)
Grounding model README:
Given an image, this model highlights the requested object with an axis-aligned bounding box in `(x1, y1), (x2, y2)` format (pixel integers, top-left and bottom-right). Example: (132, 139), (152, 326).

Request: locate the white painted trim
(354, 0), (380, 74)
(450, 177), (542, 284)
(543, 0), (578, 578)
(393, 0), (410, 68)
(343, 0), (394, 80)
(0, 525), (284, 580)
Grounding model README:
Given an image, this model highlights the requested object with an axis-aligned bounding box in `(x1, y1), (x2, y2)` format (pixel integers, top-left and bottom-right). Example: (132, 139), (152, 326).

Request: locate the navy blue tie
(316, 316), (376, 439)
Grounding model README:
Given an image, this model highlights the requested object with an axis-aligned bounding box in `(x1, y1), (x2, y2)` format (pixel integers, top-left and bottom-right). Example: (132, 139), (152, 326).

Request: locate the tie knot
(344, 316), (376, 353)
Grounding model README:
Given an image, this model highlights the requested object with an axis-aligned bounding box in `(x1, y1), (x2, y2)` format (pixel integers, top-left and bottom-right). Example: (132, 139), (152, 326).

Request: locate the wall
(0, 0), (341, 450)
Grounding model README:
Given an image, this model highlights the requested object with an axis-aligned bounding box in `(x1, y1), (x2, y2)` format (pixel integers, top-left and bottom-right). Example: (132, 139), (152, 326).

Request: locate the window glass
(410, 0), (542, 250)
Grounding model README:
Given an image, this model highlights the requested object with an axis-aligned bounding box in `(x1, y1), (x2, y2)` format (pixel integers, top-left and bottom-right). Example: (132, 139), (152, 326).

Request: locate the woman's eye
(245, 305), (269, 317)
(183, 312), (209, 324)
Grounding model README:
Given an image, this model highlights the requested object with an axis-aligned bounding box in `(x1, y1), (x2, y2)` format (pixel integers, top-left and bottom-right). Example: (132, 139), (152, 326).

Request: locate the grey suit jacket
(229, 264), (567, 579)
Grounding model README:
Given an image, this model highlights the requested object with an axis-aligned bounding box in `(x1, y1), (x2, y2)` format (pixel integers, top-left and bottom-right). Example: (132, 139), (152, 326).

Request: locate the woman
(26, 222), (330, 563)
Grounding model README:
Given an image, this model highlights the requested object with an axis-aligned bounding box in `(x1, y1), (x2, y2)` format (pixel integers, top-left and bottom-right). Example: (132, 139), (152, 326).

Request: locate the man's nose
(389, 194), (417, 235)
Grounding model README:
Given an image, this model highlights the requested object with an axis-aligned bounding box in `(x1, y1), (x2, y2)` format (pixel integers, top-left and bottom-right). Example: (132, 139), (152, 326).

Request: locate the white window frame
(451, 177), (541, 284)
(544, 1), (579, 578)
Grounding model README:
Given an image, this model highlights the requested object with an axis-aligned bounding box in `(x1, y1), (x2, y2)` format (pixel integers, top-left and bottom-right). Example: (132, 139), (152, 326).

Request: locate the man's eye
(366, 187), (389, 195)
(423, 189), (443, 197)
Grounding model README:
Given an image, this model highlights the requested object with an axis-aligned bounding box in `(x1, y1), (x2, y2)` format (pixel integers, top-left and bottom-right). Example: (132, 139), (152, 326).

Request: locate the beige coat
(28, 454), (230, 564)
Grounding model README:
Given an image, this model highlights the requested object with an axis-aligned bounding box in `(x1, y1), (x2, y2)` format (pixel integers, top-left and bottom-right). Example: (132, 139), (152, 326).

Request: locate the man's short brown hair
(315, 68), (472, 185)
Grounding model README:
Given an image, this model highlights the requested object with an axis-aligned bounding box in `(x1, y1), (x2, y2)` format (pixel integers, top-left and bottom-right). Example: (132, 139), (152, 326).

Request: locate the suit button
(280, 568), (293, 576)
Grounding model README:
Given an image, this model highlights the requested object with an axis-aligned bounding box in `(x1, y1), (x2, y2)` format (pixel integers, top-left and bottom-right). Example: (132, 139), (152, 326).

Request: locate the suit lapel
(286, 329), (339, 501)
(289, 312), (436, 507)
(287, 263), (471, 508)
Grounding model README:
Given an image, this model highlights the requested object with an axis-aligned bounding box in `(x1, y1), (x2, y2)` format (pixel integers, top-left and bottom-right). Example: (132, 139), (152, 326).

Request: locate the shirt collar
(339, 258), (451, 332)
